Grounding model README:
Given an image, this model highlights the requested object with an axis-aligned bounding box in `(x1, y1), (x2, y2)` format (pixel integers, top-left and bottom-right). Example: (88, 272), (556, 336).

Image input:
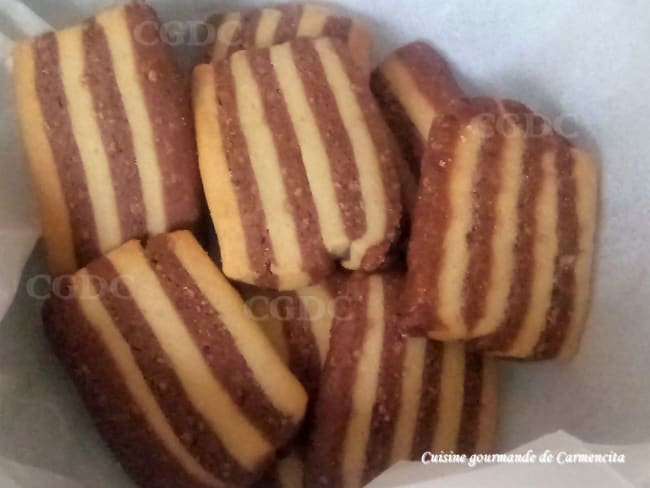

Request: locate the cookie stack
(13, 3), (599, 488)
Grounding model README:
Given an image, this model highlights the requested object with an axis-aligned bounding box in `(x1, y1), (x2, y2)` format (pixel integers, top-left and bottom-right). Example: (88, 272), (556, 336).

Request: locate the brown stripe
(85, 257), (256, 487)
(409, 340), (443, 458)
(533, 143), (579, 358)
(462, 98), (503, 329)
(322, 16), (353, 40)
(273, 4), (303, 43)
(213, 57), (278, 288)
(305, 274), (371, 488)
(42, 282), (217, 488)
(395, 42), (463, 116)
(82, 19), (147, 242)
(241, 8), (263, 49)
(330, 40), (402, 270)
(145, 234), (296, 445)
(401, 102), (466, 334)
(247, 48), (333, 282)
(278, 292), (323, 400)
(457, 353), (484, 454)
(124, 4), (201, 232)
(291, 39), (366, 241)
(363, 274), (407, 484)
(33, 33), (101, 266)
(473, 102), (549, 352)
(370, 70), (424, 179)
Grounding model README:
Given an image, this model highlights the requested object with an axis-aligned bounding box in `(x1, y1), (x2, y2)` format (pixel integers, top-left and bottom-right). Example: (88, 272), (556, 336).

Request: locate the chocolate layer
(462, 99), (503, 329)
(401, 102), (466, 333)
(409, 340), (444, 458)
(124, 4), (201, 232)
(457, 354), (484, 454)
(83, 19), (146, 241)
(43, 282), (215, 488)
(86, 257), (256, 487)
(292, 39), (366, 241)
(145, 234), (296, 445)
(33, 33), (100, 266)
(247, 48), (333, 282)
(305, 274), (371, 488)
(213, 57), (278, 288)
(273, 5), (302, 43)
(322, 16), (353, 40)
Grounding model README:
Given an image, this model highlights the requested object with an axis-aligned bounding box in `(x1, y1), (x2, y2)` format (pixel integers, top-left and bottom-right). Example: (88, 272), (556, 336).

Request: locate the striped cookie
(193, 38), (402, 290)
(241, 273), (346, 399)
(43, 231), (308, 488)
(305, 273), (498, 488)
(13, 4), (201, 276)
(371, 42), (464, 211)
(401, 98), (599, 357)
(207, 3), (372, 73)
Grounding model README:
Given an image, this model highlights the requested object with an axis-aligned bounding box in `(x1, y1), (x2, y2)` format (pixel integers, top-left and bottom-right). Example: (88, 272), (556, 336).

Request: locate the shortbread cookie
(43, 231), (308, 488)
(241, 273), (346, 398)
(13, 4), (201, 276)
(371, 41), (463, 207)
(194, 38), (402, 290)
(402, 98), (599, 357)
(305, 273), (498, 488)
(207, 4), (372, 73)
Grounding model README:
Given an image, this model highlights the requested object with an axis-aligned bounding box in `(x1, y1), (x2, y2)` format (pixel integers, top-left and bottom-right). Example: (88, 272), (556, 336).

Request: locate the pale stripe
(169, 231), (308, 423)
(12, 41), (76, 274)
(57, 27), (122, 253)
(506, 151), (559, 357)
(242, 288), (290, 365)
(108, 240), (272, 470)
(271, 42), (349, 257)
(231, 51), (309, 290)
(378, 57), (435, 138)
(296, 4), (330, 37)
(244, 288), (290, 364)
(315, 38), (387, 270)
(342, 276), (385, 488)
(436, 125), (485, 339)
(296, 284), (335, 365)
(212, 12), (241, 61)
(389, 338), (427, 463)
(472, 108), (527, 337)
(56, 27), (122, 251)
(0, 0), (51, 35)
(73, 269), (222, 488)
(254, 8), (282, 48)
(474, 358), (498, 454)
(276, 452), (304, 488)
(560, 149), (599, 359)
(346, 21), (372, 74)
(431, 343), (466, 452)
(97, 7), (167, 234)
(192, 64), (255, 284)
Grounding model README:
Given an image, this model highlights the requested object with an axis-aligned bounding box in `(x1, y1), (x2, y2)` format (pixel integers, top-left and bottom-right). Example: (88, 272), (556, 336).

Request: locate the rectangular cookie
(193, 38), (402, 290)
(13, 3), (201, 276)
(43, 231), (308, 488)
(401, 98), (599, 358)
(305, 273), (498, 488)
(206, 3), (372, 73)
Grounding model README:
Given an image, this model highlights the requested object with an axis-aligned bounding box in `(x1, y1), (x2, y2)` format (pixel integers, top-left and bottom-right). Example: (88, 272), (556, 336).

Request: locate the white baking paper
(0, 0), (649, 486)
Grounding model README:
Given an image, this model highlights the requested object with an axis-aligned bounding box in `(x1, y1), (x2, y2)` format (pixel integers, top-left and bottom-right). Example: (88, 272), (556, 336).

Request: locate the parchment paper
(0, 0), (649, 486)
